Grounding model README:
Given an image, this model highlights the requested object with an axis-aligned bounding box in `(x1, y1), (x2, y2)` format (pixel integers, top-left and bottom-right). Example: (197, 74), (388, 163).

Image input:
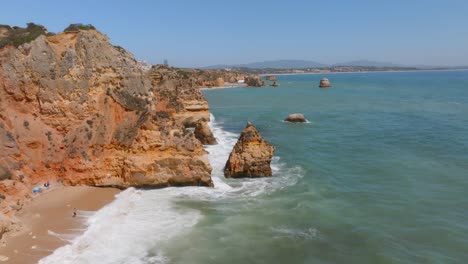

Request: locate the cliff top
(0, 23), (97, 49)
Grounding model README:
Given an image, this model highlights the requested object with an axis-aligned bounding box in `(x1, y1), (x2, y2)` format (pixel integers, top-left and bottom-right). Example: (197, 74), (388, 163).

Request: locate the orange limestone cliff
(0, 26), (214, 233)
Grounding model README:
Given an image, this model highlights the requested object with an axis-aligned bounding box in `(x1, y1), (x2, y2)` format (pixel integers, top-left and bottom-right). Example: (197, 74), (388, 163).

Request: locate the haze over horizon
(3, 0), (467, 68)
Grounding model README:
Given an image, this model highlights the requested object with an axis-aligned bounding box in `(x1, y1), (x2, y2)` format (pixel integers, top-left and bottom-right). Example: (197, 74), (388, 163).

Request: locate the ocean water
(41, 70), (468, 264)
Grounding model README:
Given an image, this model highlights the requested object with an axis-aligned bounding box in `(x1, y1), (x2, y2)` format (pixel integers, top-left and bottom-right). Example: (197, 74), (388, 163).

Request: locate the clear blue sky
(2, 0), (467, 67)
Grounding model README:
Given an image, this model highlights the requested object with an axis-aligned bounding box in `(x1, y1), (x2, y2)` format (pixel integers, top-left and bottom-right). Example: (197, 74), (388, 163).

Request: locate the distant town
(219, 66), (468, 75)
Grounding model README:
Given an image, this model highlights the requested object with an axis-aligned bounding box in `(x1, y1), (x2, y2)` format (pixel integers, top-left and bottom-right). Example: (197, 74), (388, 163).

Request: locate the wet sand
(0, 186), (120, 263)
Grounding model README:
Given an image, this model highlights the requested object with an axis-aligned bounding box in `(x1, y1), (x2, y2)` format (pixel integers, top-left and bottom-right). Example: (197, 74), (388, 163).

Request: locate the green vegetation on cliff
(0, 23), (99, 49)
(0, 23), (50, 48)
(64, 23), (96, 32)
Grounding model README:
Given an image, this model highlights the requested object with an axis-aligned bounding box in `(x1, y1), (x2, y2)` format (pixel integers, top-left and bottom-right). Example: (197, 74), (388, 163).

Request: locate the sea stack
(224, 122), (275, 178)
(194, 121), (217, 145)
(319, 78), (331, 88)
(285, 113), (307, 123)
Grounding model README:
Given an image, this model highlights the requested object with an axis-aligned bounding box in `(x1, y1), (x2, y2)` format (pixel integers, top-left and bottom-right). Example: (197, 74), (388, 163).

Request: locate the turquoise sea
(41, 70), (468, 264)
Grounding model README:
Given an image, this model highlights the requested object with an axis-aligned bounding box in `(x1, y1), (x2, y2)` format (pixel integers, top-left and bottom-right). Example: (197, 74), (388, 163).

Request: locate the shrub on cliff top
(64, 23), (96, 32)
(0, 23), (50, 49)
(176, 69), (192, 79)
(113, 45), (126, 53)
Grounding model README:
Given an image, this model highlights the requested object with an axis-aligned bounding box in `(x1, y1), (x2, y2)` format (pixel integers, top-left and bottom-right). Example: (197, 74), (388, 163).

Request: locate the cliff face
(0, 29), (213, 223)
(148, 65), (210, 127)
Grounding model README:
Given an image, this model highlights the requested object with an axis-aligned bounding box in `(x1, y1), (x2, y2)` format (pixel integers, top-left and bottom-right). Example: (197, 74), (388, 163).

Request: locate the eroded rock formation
(224, 122), (275, 178)
(0, 25), (214, 232)
(148, 65), (211, 127)
(154, 67), (262, 88)
(245, 76), (265, 87)
(194, 121), (217, 145)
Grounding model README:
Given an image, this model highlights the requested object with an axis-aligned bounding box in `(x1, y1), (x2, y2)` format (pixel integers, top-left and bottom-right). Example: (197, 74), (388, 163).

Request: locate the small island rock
(224, 122), (275, 178)
(285, 113), (307, 123)
(319, 78), (331, 88)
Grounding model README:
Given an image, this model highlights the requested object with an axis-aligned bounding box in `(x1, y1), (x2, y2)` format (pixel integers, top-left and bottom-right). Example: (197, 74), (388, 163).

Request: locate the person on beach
(73, 208), (77, 218)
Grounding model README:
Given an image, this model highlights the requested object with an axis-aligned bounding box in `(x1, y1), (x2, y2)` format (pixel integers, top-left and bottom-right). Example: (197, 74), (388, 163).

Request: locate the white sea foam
(47, 230), (78, 243)
(40, 188), (200, 264)
(40, 114), (303, 264)
(282, 119), (311, 124)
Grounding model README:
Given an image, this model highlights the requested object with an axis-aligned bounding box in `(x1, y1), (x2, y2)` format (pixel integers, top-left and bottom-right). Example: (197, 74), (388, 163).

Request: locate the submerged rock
(319, 78), (331, 88)
(285, 113), (307, 123)
(224, 122), (275, 178)
(194, 121), (217, 145)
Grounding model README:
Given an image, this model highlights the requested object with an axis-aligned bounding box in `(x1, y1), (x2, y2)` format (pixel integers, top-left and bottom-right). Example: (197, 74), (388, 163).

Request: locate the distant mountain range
(202, 59), (463, 69)
(332, 60), (401, 67)
(203, 60), (325, 69)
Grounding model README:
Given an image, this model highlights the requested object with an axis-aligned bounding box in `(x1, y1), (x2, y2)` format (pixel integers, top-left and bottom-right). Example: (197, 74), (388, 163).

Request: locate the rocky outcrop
(194, 121), (217, 145)
(245, 76), (265, 87)
(148, 65), (210, 127)
(285, 113), (307, 123)
(224, 122), (275, 178)
(0, 25), (213, 227)
(319, 78), (331, 88)
(157, 68), (261, 89)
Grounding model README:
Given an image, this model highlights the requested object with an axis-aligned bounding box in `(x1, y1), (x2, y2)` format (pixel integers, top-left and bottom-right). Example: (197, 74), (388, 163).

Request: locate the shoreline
(199, 83), (247, 90)
(258, 68), (468, 76)
(0, 186), (120, 263)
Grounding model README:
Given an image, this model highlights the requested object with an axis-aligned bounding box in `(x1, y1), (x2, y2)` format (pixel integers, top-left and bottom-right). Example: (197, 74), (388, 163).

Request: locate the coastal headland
(0, 23), (266, 262)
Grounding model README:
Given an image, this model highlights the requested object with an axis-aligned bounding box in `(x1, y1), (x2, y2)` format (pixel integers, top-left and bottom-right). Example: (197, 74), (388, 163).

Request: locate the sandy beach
(0, 186), (120, 263)
(199, 83), (247, 90)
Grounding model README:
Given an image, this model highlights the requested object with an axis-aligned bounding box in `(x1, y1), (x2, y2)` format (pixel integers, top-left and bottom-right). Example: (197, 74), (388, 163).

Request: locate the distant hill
(204, 60), (325, 69)
(335, 61), (468, 69)
(333, 60), (400, 67)
(202, 59), (467, 70)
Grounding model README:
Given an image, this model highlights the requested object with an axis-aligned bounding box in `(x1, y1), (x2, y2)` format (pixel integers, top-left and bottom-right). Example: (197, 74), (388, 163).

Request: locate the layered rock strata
(0, 26), (214, 234)
(148, 65), (211, 127)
